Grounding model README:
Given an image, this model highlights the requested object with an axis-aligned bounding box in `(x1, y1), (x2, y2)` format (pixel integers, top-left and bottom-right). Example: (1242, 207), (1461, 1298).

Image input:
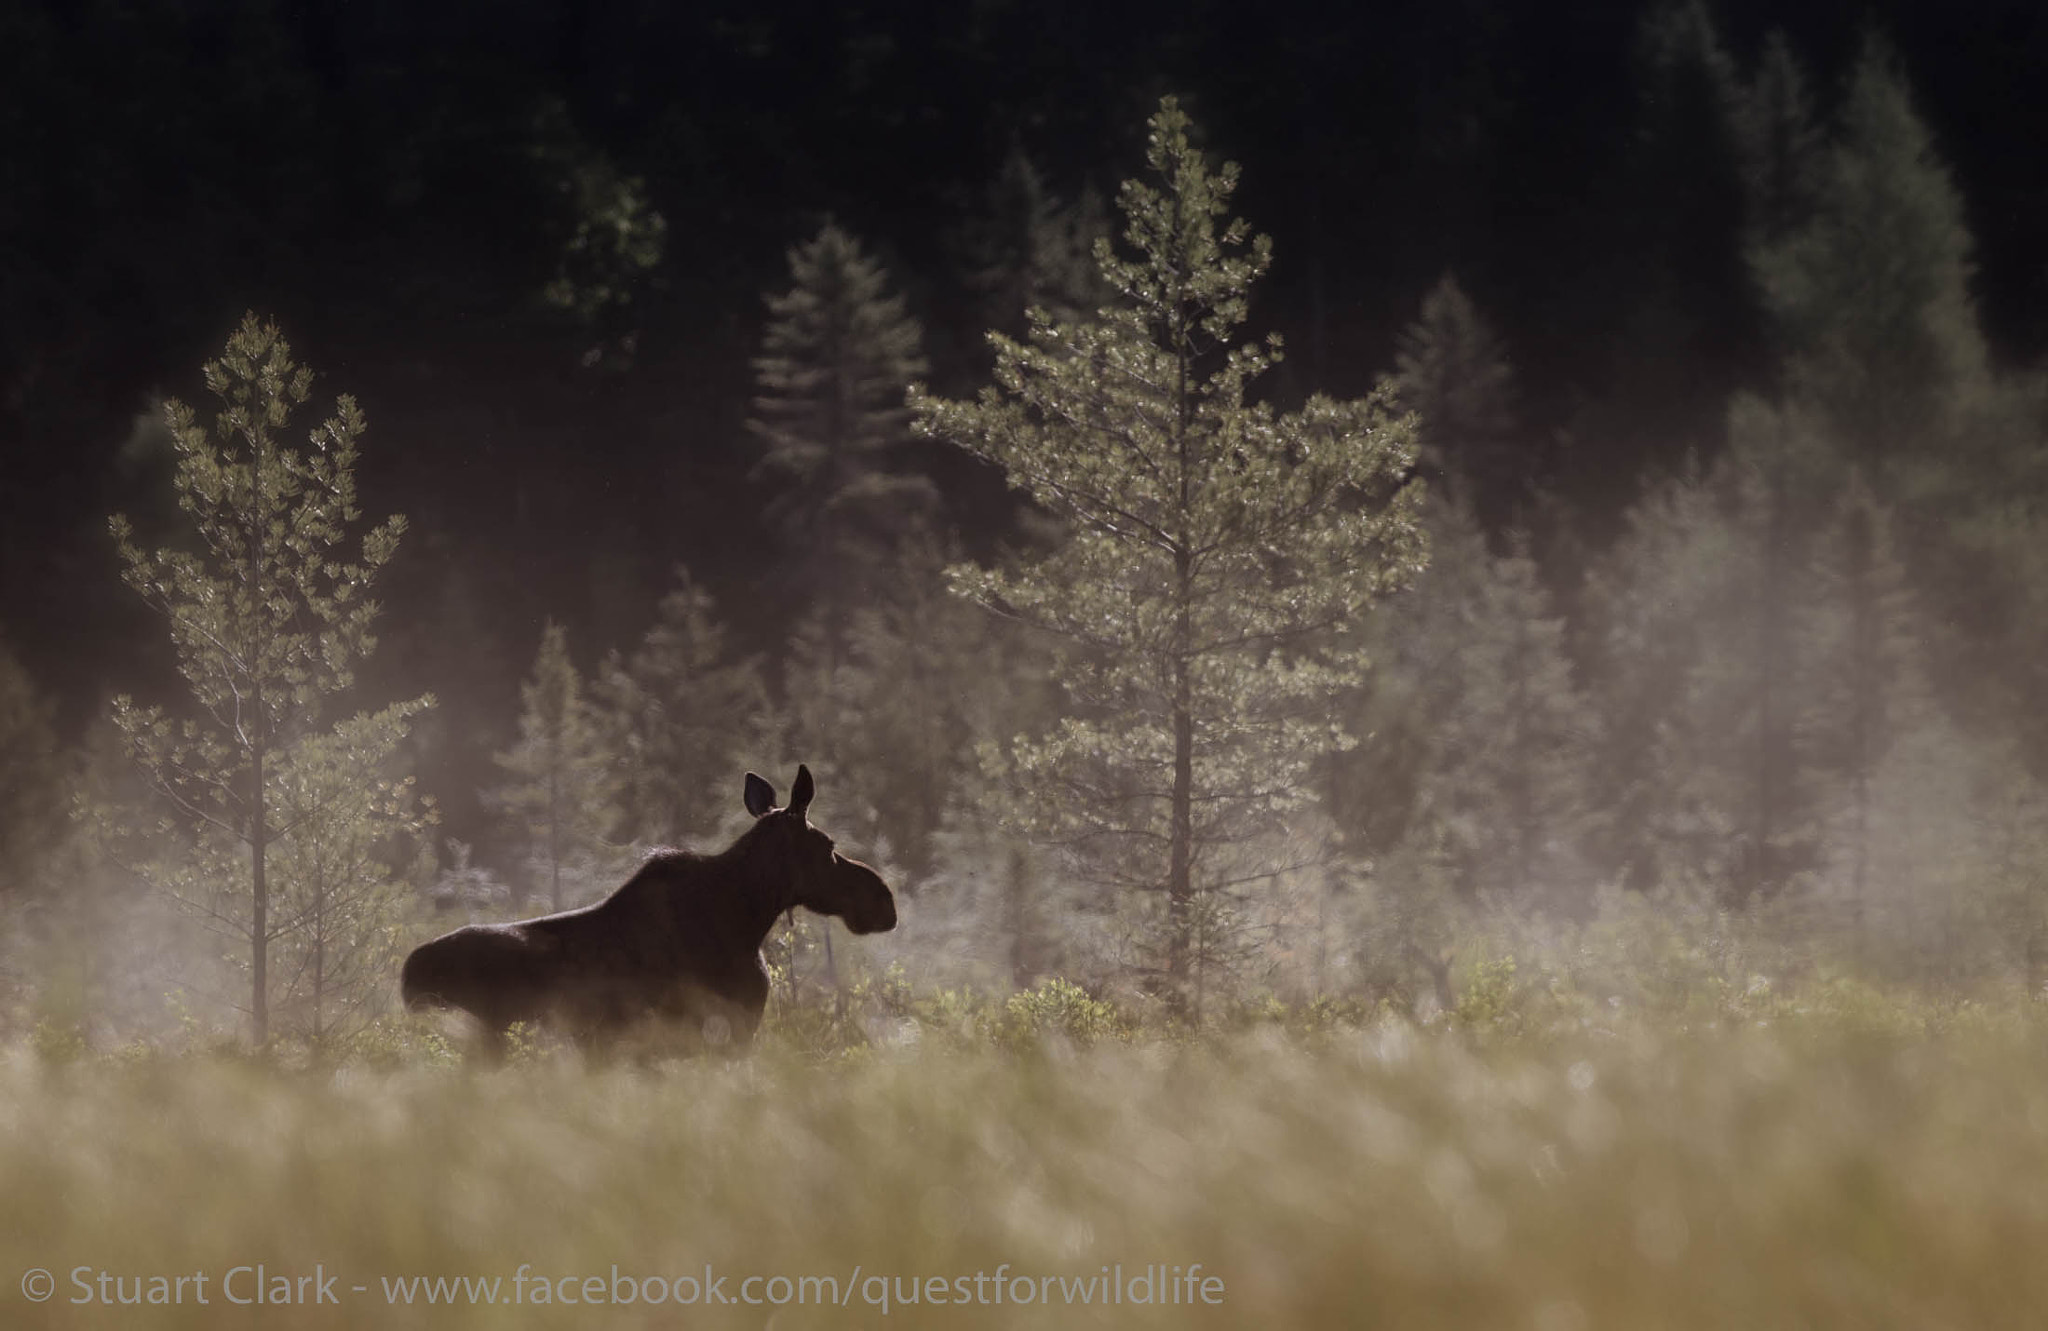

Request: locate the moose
(400, 765), (895, 1054)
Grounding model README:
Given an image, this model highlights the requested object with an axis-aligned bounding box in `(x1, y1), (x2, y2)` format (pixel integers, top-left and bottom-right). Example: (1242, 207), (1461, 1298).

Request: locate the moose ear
(788, 764), (815, 819)
(743, 772), (777, 818)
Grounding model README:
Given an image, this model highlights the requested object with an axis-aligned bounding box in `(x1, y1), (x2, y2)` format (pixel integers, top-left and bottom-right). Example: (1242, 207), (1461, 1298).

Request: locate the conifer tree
(1585, 398), (1838, 902)
(1422, 511), (1594, 912)
(1731, 36), (2048, 924)
(265, 699), (434, 1052)
(1725, 35), (2048, 928)
(1795, 474), (1967, 959)
(913, 99), (1426, 1000)
(1586, 448), (1761, 896)
(109, 314), (416, 1046)
(597, 569), (766, 847)
(1337, 494), (1595, 916)
(1393, 274), (1523, 522)
(492, 622), (620, 910)
(1732, 33), (1825, 259)
(747, 222), (932, 657)
(1751, 36), (1987, 459)
(958, 148), (1116, 342)
(774, 532), (1011, 882)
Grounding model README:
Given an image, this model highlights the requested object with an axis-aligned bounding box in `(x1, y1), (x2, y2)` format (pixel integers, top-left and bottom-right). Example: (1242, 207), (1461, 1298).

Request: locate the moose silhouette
(400, 765), (894, 1053)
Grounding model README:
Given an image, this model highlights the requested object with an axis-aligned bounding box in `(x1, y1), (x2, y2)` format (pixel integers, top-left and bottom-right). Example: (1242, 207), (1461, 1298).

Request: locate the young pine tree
(1790, 474), (2031, 981)
(774, 531), (1011, 883)
(110, 314), (419, 1047)
(492, 622), (621, 911)
(265, 700), (434, 1052)
(1584, 397), (1837, 903)
(913, 98), (1427, 1003)
(596, 568), (766, 847)
(1339, 494), (1596, 918)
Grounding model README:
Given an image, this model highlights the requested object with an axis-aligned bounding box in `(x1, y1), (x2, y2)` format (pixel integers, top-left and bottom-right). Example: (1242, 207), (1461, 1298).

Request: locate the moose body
(401, 766), (893, 1052)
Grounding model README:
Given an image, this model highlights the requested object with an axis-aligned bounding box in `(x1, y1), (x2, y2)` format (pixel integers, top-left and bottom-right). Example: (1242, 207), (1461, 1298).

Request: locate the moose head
(741, 764), (897, 935)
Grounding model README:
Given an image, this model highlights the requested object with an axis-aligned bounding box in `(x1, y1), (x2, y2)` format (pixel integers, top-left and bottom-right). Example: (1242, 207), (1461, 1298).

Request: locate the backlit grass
(6, 1002), (2048, 1329)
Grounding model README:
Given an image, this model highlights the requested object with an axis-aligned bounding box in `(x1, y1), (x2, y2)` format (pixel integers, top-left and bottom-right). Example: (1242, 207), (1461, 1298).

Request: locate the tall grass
(6, 994), (2048, 1329)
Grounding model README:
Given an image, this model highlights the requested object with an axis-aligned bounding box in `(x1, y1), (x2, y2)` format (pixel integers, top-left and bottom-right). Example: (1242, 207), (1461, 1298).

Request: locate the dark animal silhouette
(401, 765), (894, 1053)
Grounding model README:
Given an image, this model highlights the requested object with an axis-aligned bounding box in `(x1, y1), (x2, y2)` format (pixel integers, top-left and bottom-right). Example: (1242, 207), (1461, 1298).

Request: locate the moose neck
(716, 821), (814, 949)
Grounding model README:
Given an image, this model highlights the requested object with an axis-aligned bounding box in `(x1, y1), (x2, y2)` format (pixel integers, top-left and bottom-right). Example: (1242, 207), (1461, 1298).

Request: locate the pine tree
(747, 222), (933, 656)
(265, 700), (434, 1052)
(1585, 446), (1758, 897)
(1392, 274), (1523, 523)
(957, 148), (1116, 343)
(109, 314), (416, 1046)
(492, 622), (620, 910)
(1426, 507), (1594, 912)
(1794, 474), (1964, 961)
(912, 98), (1426, 1003)
(900, 560), (1077, 991)
(596, 568), (766, 848)
(1724, 32), (2048, 944)
(1337, 494), (1595, 917)
(1732, 32), (1826, 259)
(1949, 378), (2048, 765)
(1584, 397), (1837, 903)
(775, 531), (1012, 882)
(1848, 706), (2024, 983)
(1751, 36), (1987, 460)
(840, 540), (993, 880)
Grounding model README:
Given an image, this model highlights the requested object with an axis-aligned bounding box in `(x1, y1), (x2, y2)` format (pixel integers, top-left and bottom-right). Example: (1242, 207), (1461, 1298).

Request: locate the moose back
(400, 765), (895, 1051)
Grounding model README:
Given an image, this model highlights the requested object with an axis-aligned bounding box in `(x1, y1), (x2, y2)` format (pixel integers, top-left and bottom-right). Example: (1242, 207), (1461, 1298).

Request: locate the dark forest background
(5, 0), (2048, 1043)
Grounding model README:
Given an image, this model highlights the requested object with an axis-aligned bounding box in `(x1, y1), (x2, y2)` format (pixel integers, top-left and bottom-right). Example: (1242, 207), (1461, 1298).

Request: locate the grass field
(5, 994), (2048, 1330)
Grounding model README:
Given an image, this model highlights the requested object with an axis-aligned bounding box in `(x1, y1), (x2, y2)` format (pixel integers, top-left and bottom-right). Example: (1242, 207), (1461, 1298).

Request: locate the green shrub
(993, 978), (1128, 1049)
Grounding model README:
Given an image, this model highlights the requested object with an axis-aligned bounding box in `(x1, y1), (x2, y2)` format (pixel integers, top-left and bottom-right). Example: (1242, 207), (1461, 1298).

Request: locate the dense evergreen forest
(3, 0), (2047, 1044)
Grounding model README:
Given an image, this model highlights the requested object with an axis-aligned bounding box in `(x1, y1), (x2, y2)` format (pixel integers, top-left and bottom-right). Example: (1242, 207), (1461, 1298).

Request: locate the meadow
(6, 974), (2048, 1330)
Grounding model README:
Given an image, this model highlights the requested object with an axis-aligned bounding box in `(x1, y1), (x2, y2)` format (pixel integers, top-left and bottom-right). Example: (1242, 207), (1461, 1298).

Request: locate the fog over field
(2, 2), (2047, 1326)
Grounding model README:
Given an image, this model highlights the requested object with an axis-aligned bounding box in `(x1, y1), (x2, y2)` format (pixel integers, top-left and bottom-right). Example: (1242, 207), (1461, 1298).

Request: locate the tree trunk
(249, 438), (270, 1050)
(548, 768), (563, 911)
(311, 874), (327, 1055)
(1166, 652), (1194, 990)
(251, 738), (269, 1049)
(1163, 200), (1198, 1011)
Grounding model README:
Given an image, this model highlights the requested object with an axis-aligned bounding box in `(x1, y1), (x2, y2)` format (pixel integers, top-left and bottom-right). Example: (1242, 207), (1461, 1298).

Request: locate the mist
(3, 3), (2047, 1326)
